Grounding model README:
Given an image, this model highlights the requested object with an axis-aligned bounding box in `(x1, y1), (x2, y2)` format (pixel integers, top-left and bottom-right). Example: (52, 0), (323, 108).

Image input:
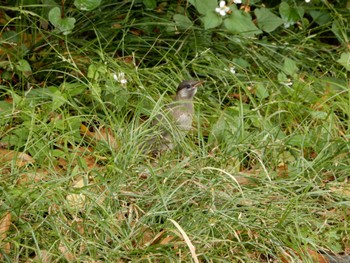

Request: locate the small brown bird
(143, 80), (203, 154)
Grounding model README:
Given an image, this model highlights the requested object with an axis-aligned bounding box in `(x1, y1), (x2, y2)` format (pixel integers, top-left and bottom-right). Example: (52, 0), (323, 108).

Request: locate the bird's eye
(185, 84), (191, 89)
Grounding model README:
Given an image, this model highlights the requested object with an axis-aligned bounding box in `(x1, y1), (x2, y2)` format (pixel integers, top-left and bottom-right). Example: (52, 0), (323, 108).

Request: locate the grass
(1, 1), (350, 262)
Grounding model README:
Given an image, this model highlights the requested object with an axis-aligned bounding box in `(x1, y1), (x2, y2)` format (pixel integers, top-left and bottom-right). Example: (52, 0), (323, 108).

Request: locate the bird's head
(175, 80), (204, 100)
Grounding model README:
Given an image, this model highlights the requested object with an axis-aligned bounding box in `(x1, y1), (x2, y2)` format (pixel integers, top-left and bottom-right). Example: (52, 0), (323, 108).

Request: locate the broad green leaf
(255, 83), (269, 99)
(279, 2), (304, 28)
(46, 86), (67, 111)
(310, 111), (328, 120)
(337, 52), (350, 71)
(16, 59), (32, 76)
(202, 11), (222, 29)
(61, 82), (87, 97)
(309, 10), (331, 26)
(188, 0), (217, 15)
(173, 14), (193, 30)
(283, 58), (298, 76)
(277, 72), (288, 83)
(332, 21), (348, 45)
(48, 7), (76, 35)
(255, 8), (283, 33)
(287, 134), (312, 147)
(142, 0), (157, 9)
(87, 64), (107, 80)
(233, 58), (250, 68)
(223, 9), (262, 37)
(48, 7), (61, 27)
(74, 0), (101, 11)
(0, 100), (12, 112)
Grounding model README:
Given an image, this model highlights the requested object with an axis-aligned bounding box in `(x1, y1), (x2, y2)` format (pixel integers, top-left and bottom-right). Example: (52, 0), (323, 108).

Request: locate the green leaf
(332, 21), (348, 45)
(283, 58), (298, 76)
(48, 7), (61, 27)
(0, 100), (12, 112)
(255, 8), (283, 33)
(337, 52), (350, 71)
(61, 82), (87, 97)
(49, 87), (67, 111)
(287, 134), (312, 147)
(87, 64), (107, 80)
(279, 2), (304, 28)
(255, 83), (269, 99)
(173, 14), (193, 30)
(309, 10), (331, 26)
(277, 72), (288, 83)
(74, 0), (101, 11)
(48, 7), (76, 35)
(16, 59), (32, 77)
(223, 9), (262, 37)
(142, 0), (157, 9)
(310, 110), (328, 120)
(202, 11), (222, 29)
(188, 0), (217, 15)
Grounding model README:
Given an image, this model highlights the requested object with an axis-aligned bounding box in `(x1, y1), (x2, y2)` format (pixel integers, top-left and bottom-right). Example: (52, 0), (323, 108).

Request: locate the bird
(143, 80), (204, 155)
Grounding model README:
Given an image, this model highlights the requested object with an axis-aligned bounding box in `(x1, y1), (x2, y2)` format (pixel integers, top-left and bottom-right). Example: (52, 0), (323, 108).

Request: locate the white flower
(233, 0), (242, 4)
(305, 0), (311, 2)
(113, 72), (127, 84)
(215, 1), (230, 16)
(224, 66), (236, 74)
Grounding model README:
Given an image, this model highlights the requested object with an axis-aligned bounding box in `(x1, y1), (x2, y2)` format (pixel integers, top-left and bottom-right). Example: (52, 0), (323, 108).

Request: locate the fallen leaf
(307, 249), (328, 263)
(66, 193), (86, 210)
(80, 124), (119, 150)
(0, 149), (34, 167)
(0, 211), (12, 259)
(31, 250), (52, 263)
(17, 170), (48, 185)
(277, 163), (289, 178)
(168, 219), (199, 263)
(59, 242), (75, 262)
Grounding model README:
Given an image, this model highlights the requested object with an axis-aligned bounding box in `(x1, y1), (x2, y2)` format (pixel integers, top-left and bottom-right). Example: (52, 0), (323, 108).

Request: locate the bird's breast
(175, 112), (193, 130)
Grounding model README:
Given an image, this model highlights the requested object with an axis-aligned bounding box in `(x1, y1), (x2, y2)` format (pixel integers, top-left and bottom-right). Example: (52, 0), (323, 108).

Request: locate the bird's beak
(193, 80), (205, 88)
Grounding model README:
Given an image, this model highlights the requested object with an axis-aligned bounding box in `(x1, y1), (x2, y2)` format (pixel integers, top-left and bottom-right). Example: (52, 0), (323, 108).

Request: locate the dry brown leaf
(168, 219), (199, 263)
(80, 124), (119, 150)
(330, 182), (350, 196)
(66, 177), (87, 210)
(0, 211), (12, 259)
(159, 234), (176, 245)
(17, 170), (48, 185)
(241, 4), (251, 12)
(0, 149), (34, 167)
(277, 163), (289, 178)
(31, 250), (52, 263)
(59, 242), (76, 262)
(307, 249), (329, 263)
(66, 193), (86, 210)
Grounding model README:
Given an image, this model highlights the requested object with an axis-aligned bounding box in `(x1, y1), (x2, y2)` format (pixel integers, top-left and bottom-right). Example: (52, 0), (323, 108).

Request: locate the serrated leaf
(188, 0), (218, 15)
(255, 8), (283, 33)
(223, 9), (262, 36)
(202, 11), (222, 29)
(173, 14), (193, 30)
(74, 0), (101, 11)
(337, 52), (350, 71)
